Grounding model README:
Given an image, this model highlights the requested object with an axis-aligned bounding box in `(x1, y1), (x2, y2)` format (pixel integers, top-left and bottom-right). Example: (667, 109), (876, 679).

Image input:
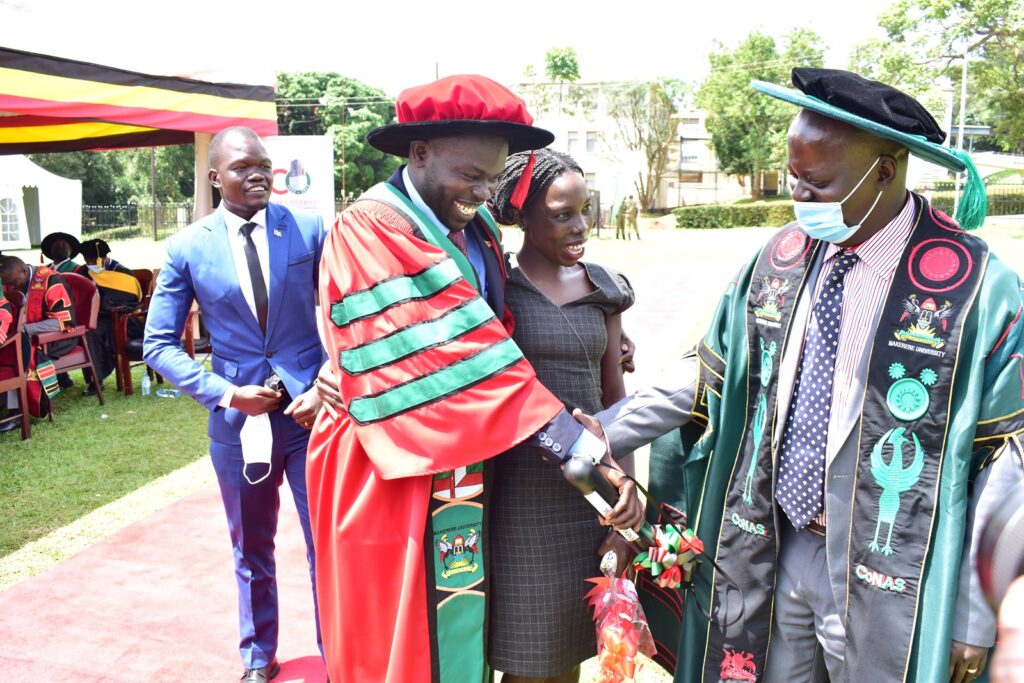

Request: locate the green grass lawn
(0, 365), (208, 556)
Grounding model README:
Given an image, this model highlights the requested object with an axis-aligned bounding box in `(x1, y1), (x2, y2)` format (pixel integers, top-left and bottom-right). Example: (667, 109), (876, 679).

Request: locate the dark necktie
(776, 249), (859, 529)
(448, 229), (470, 259)
(239, 222), (269, 334)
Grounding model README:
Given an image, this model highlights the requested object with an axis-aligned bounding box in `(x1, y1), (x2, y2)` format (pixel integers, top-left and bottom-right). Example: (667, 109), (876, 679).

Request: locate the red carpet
(0, 483), (327, 682)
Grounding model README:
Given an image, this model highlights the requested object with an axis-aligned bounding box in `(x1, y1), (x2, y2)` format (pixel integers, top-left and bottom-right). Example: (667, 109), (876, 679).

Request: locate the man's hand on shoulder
(284, 387), (323, 430)
(230, 385), (281, 416)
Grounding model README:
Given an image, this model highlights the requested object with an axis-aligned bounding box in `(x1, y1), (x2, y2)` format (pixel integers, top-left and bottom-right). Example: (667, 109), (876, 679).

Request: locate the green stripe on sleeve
(331, 258), (461, 328)
(349, 337), (524, 424)
(340, 298), (497, 375)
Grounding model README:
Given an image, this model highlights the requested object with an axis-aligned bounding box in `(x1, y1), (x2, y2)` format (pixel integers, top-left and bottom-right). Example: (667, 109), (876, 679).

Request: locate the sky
(1, 0), (897, 95)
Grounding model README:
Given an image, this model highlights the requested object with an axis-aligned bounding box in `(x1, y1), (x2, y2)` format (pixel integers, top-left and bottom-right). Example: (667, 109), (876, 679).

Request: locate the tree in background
(698, 30), (825, 200)
(521, 47), (593, 115)
(854, 0), (1023, 154)
(606, 79), (686, 212)
(276, 72), (397, 198)
(30, 145), (194, 205)
(545, 47), (581, 114)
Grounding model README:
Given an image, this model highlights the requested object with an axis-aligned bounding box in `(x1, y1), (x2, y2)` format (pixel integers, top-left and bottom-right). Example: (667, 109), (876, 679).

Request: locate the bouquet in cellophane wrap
(584, 552), (657, 683)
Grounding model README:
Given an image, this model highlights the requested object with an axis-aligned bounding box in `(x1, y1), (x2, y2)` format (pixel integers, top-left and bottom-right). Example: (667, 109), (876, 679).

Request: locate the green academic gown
(641, 196), (1024, 682)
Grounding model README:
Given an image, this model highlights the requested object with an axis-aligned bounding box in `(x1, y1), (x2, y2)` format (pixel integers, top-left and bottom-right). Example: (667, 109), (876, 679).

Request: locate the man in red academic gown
(307, 75), (644, 683)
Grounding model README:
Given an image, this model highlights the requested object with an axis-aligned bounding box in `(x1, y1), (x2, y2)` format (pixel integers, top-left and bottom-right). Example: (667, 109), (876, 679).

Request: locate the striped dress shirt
(810, 192), (916, 454)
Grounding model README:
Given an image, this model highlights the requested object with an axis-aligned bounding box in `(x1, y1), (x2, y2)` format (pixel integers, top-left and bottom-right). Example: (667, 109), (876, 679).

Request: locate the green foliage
(673, 187), (1024, 229)
(29, 146), (195, 205)
(544, 47), (581, 84)
(276, 72), (398, 197)
(697, 30), (825, 200)
(546, 47), (581, 114)
(673, 201), (795, 229)
(521, 47), (592, 115)
(121, 145), (196, 202)
(607, 80), (687, 212)
(29, 151), (129, 205)
(860, 0), (1024, 153)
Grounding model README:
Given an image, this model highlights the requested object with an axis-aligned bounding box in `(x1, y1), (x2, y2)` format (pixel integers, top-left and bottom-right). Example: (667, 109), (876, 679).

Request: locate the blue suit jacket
(143, 203), (327, 444)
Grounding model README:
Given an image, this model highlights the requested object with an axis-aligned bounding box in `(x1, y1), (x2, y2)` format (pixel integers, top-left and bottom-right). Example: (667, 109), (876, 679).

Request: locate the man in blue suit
(144, 126), (325, 683)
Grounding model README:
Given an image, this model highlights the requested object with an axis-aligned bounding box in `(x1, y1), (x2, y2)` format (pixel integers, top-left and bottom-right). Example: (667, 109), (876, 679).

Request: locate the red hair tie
(509, 151), (536, 210)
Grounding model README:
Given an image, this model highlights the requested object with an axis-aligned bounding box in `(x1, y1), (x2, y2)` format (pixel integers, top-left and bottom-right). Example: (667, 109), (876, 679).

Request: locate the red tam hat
(367, 74), (554, 157)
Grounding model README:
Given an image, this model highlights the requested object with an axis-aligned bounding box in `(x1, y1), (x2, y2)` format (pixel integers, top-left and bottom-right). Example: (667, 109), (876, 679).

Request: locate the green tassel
(951, 149), (987, 230)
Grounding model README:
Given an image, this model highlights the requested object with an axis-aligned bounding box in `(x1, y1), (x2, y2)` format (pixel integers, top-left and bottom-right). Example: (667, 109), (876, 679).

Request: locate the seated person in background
(40, 232), (84, 274)
(78, 239), (142, 395)
(0, 290), (11, 344)
(0, 290), (19, 432)
(0, 256), (77, 426)
(40, 232), (85, 389)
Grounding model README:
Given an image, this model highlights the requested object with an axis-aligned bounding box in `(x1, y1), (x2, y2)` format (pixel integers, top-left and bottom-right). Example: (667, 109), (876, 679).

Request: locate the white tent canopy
(0, 154), (81, 250)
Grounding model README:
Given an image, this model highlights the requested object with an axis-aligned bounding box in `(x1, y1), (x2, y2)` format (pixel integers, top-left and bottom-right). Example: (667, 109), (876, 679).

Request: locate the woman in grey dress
(488, 149), (636, 683)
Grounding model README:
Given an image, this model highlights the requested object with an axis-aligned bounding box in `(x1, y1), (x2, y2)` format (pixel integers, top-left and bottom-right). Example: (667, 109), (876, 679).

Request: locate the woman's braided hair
(491, 148), (584, 226)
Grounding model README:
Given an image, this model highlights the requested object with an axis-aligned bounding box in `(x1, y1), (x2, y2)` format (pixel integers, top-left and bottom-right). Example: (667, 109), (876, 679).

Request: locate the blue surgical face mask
(793, 157), (883, 244)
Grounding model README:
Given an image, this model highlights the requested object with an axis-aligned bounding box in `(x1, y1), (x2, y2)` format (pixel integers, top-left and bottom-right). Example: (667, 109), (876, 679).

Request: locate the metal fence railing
(927, 180), (1024, 217)
(82, 203), (194, 241)
(83, 199), (361, 241)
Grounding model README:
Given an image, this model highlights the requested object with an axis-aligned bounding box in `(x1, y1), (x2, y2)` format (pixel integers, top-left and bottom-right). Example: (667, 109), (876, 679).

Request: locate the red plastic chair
(32, 272), (105, 406)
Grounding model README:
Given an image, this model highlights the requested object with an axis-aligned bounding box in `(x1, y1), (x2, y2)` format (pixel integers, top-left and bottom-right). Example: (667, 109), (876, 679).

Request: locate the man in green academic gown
(40, 232), (83, 274)
(595, 68), (1024, 683)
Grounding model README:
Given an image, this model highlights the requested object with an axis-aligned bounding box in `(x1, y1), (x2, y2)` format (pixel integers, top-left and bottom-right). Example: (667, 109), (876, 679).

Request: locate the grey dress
(489, 261), (635, 677)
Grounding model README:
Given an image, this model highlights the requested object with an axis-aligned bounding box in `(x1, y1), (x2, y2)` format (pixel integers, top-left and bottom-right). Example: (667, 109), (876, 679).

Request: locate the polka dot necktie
(448, 229), (470, 259)
(776, 249), (859, 529)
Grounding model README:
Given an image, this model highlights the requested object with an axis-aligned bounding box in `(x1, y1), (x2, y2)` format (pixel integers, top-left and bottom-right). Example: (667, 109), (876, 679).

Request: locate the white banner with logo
(263, 135), (336, 229)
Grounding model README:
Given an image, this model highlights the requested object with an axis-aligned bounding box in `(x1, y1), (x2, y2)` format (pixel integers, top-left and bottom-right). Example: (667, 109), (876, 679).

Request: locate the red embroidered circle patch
(908, 239), (973, 293)
(918, 246), (959, 281)
(769, 227), (811, 271)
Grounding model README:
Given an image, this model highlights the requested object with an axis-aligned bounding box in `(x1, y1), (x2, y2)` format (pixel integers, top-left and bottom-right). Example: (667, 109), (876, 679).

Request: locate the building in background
(520, 81), (748, 216)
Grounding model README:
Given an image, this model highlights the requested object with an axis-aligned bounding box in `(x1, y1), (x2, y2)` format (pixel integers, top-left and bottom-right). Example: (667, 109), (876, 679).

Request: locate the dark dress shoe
(240, 660), (279, 682)
(0, 411), (22, 433)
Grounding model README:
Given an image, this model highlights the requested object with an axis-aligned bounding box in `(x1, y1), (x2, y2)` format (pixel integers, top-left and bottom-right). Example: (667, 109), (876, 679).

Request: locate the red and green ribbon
(632, 524), (704, 589)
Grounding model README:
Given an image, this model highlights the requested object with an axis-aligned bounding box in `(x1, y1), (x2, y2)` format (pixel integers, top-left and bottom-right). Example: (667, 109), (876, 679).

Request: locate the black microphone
(562, 454), (657, 546)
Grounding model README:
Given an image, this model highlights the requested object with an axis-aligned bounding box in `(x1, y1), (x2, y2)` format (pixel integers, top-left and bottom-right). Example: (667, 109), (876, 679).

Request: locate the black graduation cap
(79, 238), (111, 261)
(752, 68), (987, 229)
(40, 232), (81, 260)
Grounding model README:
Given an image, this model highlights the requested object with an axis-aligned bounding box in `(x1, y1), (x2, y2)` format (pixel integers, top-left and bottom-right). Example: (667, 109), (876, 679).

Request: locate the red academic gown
(0, 292), (12, 344)
(1, 267), (75, 415)
(307, 196), (564, 683)
(0, 293), (15, 378)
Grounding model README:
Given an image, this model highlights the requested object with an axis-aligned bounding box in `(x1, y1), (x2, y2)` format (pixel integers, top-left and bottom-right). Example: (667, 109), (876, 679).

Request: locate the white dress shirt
(218, 204), (270, 408)
(220, 204), (270, 322)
